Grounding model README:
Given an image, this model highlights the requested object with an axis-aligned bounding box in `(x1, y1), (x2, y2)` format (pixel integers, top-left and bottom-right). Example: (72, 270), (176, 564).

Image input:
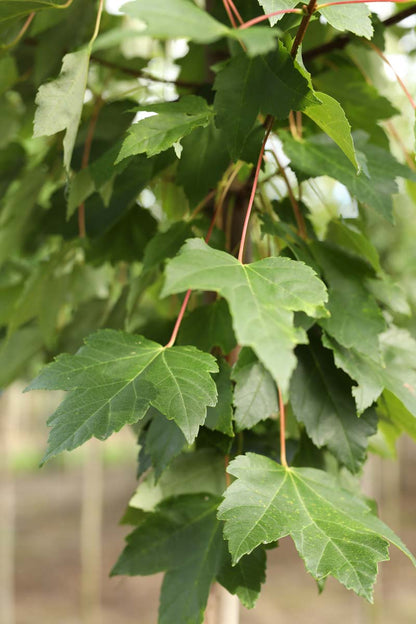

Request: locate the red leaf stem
(237, 117), (274, 263)
(239, 8), (302, 30)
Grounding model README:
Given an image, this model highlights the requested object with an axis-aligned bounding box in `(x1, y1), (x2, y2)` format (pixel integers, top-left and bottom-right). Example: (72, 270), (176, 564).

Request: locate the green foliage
(2, 0), (416, 621)
(219, 453), (415, 600)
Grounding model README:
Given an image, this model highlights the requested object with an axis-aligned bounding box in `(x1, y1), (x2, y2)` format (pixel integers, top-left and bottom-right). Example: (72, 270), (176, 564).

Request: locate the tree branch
(304, 5), (416, 62)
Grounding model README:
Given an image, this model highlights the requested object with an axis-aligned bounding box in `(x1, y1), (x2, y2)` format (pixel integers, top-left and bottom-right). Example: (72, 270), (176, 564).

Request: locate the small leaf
(34, 49), (90, 172)
(206, 359), (234, 437)
(232, 348), (278, 431)
(139, 408), (187, 480)
(304, 92), (359, 170)
(163, 239), (328, 394)
(26, 329), (218, 461)
(319, 4), (373, 39)
(219, 453), (416, 600)
(217, 546), (267, 609)
(116, 96), (213, 162)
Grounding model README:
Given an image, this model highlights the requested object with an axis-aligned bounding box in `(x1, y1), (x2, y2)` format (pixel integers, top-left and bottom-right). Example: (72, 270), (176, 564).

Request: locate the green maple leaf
(116, 96), (213, 162)
(163, 239), (328, 394)
(218, 453), (416, 601)
(112, 494), (226, 624)
(26, 329), (218, 461)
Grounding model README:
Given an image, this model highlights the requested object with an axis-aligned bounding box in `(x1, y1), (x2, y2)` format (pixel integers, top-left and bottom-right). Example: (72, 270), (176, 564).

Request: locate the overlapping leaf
(325, 328), (416, 429)
(219, 453), (416, 600)
(163, 239), (328, 393)
(233, 348), (279, 431)
(112, 495), (225, 624)
(290, 337), (377, 472)
(26, 329), (218, 461)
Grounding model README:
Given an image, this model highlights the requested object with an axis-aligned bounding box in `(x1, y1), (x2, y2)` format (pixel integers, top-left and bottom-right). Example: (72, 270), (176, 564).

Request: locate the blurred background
(1, 384), (416, 624)
(1, 2), (416, 623)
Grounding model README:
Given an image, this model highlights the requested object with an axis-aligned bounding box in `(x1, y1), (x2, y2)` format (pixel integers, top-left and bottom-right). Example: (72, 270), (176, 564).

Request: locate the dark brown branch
(90, 55), (203, 89)
(304, 5), (416, 62)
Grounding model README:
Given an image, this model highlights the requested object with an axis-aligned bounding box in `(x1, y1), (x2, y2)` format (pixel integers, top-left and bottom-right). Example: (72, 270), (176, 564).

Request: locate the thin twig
(90, 55), (202, 89)
(239, 8), (302, 30)
(238, 117), (274, 262)
(1, 12), (35, 50)
(292, 0), (318, 59)
(228, 0), (244, 25)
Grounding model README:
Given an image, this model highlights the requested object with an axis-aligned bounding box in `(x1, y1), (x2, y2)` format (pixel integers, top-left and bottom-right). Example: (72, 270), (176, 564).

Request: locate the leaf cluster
(1, 0), (416, 621)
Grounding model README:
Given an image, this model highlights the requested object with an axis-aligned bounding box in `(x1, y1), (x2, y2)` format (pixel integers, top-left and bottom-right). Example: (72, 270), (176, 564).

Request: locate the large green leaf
(116, 96), (213, 162)
(290, 337), (377, 472)
(0, 0), (70, 23)
(214, 47), (317, 159)
(163, 239), (328, 394)
(121, 0), (228, 44)
(26, 329), (218, 461)
(112, 494), (226, 624)
(232, 348), (278, 431)
(34, 49), (90, 172)
(218, 453), (416, 600)
(319, 4), (373, 39)
(282, 132), (416, 221)
(303, 92), (359, 170)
